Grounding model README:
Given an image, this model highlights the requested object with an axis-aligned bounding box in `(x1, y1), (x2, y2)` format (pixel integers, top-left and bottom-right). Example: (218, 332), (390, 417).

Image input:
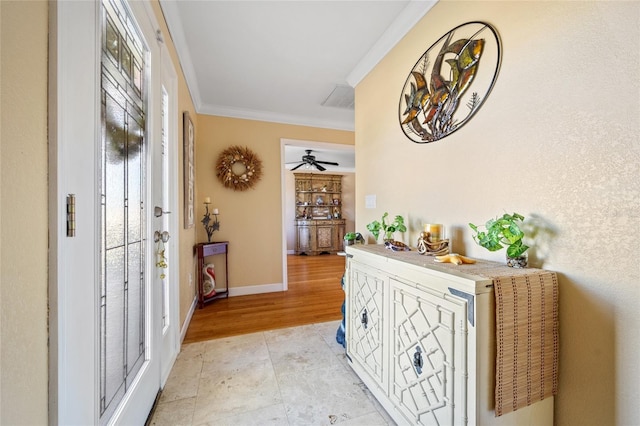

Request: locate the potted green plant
(468, 212), (530, 267)
(367, 213), (407, 242)
(343, 232), (364, 248)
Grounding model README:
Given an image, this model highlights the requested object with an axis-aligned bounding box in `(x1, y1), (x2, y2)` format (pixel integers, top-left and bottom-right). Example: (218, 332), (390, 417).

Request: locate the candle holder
(417, 224), (450, 256)
(417, 233), (450, 256)
(201, 203), (220, 243)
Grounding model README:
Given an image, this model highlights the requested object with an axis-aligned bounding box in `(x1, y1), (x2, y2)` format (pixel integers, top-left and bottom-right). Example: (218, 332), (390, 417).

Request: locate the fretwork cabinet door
(389, 278), (469, 425)
(346, 261), (387, 390)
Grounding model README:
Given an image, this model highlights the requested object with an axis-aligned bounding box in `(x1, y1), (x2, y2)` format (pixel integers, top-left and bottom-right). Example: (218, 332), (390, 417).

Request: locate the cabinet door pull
(361, 309), (368, 329)
(413, 346), (423, 375)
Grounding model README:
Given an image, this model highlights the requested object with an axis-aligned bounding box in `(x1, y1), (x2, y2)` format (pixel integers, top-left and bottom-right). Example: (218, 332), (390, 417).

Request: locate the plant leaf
(507, 240), (529, 258)
(479, 233), (503, 251)
(366, 220), (381, 240)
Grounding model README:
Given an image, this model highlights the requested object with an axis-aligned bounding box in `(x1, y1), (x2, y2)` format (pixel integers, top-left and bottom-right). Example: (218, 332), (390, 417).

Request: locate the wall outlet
(188, 272), (193, 288)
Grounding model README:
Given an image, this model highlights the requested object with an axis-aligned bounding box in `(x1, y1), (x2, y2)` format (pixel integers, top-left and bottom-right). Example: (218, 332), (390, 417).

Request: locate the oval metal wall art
(399, 21), (502, 143)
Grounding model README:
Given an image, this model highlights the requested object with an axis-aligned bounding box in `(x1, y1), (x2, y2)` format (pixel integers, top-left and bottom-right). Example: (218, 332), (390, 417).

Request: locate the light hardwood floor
(182, 254), (346, 344)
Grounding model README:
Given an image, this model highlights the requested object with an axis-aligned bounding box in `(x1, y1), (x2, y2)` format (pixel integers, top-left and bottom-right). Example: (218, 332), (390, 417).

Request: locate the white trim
(229, 283), (285, 297)
(180, 296), (199, 344)
(156, 0), (203, 111)
(280, 141), (290, 292)
(199, 104), (354, 131)
(49, 1), (101, 423)
(282, 139), (356, 156)
(159, 37), (180, 389)
(346, 0), (438, 87)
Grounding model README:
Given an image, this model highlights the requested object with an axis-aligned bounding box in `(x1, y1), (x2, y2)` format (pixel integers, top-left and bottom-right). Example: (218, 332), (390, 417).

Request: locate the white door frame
(48, 1), (178, 424)
(49, 1), (101, 422)
(280, 138), (354, 290)
(159, 38), (180, 387)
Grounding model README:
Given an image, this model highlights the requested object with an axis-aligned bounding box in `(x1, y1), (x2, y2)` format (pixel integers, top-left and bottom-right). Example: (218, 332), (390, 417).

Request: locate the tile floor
(148, 320), (395, 426)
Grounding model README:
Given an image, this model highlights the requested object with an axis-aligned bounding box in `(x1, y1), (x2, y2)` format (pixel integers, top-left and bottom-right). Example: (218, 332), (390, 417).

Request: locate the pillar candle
(213, 208), (219, 215)
(424, 224), (443, 242)
(203, 197), (211, 204)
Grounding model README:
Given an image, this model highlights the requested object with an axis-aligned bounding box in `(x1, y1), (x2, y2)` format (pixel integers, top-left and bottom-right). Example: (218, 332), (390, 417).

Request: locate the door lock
(154, 206), (171, 217)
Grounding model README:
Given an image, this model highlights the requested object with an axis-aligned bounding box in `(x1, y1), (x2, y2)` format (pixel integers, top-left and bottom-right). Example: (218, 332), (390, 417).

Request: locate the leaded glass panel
(99, 0), (147, 423)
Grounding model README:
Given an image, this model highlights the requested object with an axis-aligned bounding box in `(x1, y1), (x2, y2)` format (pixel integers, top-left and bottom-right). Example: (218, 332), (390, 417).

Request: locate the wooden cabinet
(194, 242), (229, 309)
(344, 244), (555, 426)
(294, 173), (345, 255)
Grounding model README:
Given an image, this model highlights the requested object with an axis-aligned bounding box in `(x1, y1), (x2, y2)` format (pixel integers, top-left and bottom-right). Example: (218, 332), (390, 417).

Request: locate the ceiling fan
(288, 149), (339, 171)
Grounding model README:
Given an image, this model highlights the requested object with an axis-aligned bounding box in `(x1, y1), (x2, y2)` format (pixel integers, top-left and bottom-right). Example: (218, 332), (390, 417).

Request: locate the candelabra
(201, 202), (220, 243)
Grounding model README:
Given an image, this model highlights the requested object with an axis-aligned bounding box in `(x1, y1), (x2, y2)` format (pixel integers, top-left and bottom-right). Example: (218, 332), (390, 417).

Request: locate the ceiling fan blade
(314, 162), (326, 171)
(290, 163), (304, 171)
(314, 160), (339, 166)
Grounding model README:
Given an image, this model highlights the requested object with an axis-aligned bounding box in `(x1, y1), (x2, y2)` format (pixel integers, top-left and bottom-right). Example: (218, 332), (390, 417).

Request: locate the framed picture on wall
(183, 111), (195, 229)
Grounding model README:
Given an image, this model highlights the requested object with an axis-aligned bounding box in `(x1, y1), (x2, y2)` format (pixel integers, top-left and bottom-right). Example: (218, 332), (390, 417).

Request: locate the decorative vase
(506, 252), (528, 268)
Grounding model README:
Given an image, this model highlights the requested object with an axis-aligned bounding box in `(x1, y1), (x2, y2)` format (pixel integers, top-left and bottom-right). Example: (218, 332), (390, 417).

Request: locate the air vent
(321, 84), (355, 109)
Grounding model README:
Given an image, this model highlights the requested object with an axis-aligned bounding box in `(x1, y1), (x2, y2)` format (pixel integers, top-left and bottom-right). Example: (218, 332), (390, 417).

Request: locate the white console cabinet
(344, 245), (554, 426)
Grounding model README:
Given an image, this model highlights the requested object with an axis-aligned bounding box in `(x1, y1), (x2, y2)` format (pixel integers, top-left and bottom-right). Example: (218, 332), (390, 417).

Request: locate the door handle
(413, 346), (423, 375)
(154, 206), (171, 217)
(154, 231), (170, 243)
(361, 309), (368, 329)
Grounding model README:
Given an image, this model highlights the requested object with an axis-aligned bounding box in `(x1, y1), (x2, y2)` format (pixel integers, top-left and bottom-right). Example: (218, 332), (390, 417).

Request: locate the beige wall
(195, 115), (353, 289)
(355, 1), (639, 424)
(0, 1), (49, 424)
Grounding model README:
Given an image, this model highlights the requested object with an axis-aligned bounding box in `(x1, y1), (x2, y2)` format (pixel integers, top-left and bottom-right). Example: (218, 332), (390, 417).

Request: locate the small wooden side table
(194, 241), (229, 308)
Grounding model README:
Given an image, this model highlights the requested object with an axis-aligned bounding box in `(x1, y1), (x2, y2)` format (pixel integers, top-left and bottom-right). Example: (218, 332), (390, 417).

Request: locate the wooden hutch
(294, 173), (345, 255)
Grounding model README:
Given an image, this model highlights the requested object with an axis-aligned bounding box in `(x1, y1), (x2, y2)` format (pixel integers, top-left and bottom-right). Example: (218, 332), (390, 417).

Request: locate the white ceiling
(159, 0), (437, 170)
(160, 0), (436, 131)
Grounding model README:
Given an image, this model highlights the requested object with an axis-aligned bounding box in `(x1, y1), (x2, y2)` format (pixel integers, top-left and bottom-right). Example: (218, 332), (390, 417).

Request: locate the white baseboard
(286, 249), (294, 255)
(229, 282), (284, 297)
(180, 295), (198, 344)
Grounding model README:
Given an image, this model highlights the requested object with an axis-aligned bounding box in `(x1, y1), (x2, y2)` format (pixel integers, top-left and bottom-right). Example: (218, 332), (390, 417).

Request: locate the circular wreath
(215, 145), (263, 191)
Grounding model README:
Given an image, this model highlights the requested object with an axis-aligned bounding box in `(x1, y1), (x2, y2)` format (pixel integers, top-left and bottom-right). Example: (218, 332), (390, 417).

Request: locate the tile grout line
(263, 329), (293, 425)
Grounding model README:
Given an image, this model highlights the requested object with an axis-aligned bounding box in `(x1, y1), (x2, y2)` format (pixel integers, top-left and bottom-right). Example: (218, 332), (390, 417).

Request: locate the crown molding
(198, 104), (355, 132)
(346, 0), (438, 87)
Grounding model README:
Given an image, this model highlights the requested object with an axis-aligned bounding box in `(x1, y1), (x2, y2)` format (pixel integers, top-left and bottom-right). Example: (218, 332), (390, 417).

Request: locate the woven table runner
(493, 272), (559, 416)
